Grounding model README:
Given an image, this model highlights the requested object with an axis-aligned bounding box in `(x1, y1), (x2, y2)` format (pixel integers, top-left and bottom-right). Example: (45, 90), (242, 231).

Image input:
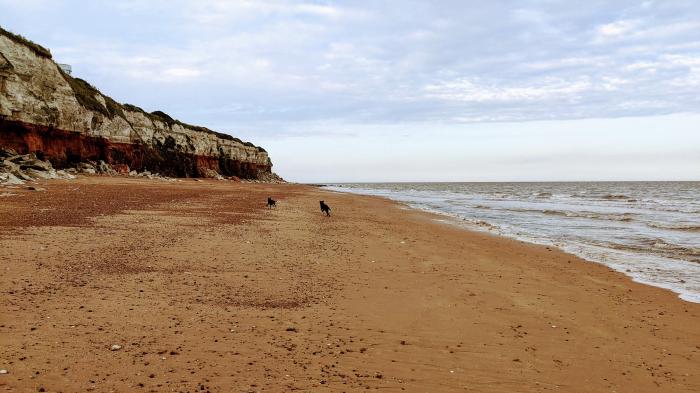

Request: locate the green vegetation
(0, 26), (52, 59)
(150, 110), (175, 122)
(145, 110), (265, 151)
(122, 103), (145, 113)
(59, 71), (124, 119)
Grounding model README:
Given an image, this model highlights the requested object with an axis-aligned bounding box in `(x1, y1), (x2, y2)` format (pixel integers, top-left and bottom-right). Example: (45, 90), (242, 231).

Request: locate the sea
(323, 182), (700, 303)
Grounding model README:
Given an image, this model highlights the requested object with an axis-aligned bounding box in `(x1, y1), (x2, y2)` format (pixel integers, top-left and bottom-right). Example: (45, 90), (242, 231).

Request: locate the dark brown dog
(267, 197), (276, 209)
(319, 200), (331, 216)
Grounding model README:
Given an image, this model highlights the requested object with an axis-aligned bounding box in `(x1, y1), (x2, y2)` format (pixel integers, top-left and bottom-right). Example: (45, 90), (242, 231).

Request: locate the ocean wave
(602, 194), (632, 200)
(604, 239), (700, 263)
(473, 220), (498, 230)
(647, 223), (700, 232)
(502, 208), (636, 222)
(565, 211), (634, 222)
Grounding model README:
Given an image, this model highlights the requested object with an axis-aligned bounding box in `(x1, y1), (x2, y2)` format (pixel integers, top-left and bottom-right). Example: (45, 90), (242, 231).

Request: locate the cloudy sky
(1, 0), (699, 181)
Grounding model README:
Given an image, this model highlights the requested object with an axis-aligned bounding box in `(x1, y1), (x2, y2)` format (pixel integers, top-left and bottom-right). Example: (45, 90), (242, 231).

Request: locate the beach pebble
(110, 344), (122, 351)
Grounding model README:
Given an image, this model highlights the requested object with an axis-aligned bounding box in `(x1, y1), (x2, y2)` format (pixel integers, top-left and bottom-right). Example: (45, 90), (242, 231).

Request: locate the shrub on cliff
(150, 110), (175, 123)
(60, 75), (124, 119)
(0, 27), (52, 59)
(147, 110), (262, 148)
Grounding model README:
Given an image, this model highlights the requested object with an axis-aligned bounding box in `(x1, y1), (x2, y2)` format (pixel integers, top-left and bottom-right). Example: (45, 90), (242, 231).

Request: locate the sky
(1, 0), (699, 182)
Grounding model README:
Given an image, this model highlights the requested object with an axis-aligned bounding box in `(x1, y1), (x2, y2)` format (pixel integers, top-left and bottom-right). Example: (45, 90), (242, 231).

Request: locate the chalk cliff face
(0, 29), (275, 179)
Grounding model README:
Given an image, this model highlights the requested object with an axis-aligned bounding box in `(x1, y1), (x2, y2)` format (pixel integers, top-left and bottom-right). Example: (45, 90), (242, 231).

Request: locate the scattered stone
(201, 168), (221, 179)
(112, 163), (130, 174)
(55, 170), (76, 180)
(0, 148), (18, 158)
(0, 172), (24, 185)
(77, 162), (95, 172)
(0, 159), (20, 173)
(15, 171), (34, 181)
(0, 148), (282, 184)
(0, 369), (8, 374)
(96, 160), (117, 175)
(25, 168), (57, 180)
(110, 344), (122, 351)
(0, 149), (74, 185)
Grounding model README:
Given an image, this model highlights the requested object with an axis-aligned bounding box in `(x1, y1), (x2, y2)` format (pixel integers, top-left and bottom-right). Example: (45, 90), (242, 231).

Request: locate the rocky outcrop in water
(0, 27), (279, 180)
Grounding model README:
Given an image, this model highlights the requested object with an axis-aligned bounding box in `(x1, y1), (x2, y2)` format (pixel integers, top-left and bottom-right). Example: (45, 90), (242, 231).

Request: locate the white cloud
(424, 78), (593, 103)
(182, 0), (351, 25)
(596, 20), (640, 40)
(161, 67), (202, 81)
(4, 0), (699, 126)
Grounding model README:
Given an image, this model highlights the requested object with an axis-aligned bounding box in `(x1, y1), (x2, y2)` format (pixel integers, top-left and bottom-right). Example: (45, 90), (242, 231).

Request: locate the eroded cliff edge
(0, 28), (277, 180)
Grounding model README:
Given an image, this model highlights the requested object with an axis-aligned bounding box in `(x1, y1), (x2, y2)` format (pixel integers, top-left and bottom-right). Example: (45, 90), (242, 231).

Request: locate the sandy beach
(1, 177), (699, 392)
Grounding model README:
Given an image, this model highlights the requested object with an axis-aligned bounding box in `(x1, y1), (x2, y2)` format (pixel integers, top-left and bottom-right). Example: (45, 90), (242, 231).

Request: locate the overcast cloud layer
(1, 1), (699, 181)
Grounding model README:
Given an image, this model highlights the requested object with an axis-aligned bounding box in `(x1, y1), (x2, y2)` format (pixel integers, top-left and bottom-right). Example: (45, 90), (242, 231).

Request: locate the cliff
(0, 27), (276, 179)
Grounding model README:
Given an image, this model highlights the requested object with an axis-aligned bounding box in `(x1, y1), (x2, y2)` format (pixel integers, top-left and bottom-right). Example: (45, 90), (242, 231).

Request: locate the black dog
(267, 197), (276, 209)
(319, 200), (331, 216)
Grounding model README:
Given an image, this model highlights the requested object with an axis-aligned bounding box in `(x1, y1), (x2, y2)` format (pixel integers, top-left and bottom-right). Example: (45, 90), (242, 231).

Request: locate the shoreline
(323, 184), (700, 304)
(1, 177), (699, 392)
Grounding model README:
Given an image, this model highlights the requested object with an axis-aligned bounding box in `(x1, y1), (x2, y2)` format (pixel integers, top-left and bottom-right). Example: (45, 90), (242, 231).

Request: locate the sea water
(324, 182), (700, 303)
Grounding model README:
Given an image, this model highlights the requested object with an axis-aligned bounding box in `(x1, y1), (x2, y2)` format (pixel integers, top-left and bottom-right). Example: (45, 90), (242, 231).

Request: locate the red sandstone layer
(0, 118), (270, 178)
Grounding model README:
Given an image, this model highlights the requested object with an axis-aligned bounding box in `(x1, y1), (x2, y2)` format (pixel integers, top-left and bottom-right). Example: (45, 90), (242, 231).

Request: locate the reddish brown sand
(0, 177), (698, 392)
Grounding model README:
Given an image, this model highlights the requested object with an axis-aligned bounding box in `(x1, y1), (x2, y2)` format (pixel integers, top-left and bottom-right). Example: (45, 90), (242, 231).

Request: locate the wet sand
(1, 177), (699, 392)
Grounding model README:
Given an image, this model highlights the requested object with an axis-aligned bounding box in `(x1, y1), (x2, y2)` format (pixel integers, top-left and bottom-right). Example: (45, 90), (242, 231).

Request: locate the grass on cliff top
(59, 72), (124, 119)
(0, 26), (52, 59)
(125, 106), (266, 152)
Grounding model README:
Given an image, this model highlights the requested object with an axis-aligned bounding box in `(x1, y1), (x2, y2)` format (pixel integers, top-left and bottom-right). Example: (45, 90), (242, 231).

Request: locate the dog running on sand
(267, 197), (277, 209)
(319, 200), (331, 216)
